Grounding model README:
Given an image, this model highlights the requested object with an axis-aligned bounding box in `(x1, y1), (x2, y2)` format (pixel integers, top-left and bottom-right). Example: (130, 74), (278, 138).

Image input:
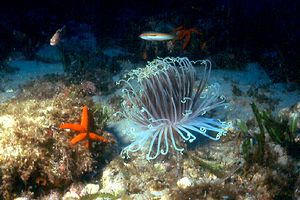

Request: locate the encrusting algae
(0, 77), (114, 199)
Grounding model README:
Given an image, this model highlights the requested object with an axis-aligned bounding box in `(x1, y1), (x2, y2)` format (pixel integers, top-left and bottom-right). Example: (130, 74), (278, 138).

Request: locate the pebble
(177, 177), (193, 189)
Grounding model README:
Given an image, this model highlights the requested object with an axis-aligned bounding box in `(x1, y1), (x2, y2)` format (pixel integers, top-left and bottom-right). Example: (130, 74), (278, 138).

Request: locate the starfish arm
(173, 25), (184, 32)
(60, 123), (85, 132)
(70, 132), (88, 145)
(183, 34), (191, 50)
(177, 31), (185, 41)
(84, 141), (89, 149)
(89, 132), (108, 143)
(81, 106), (89, 129)
(192, 28), (202, 35)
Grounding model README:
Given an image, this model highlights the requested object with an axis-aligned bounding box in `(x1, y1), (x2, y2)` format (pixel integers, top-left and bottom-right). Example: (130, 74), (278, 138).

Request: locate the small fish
(50, 25), (66, 46)
(139, 32), (175, 41)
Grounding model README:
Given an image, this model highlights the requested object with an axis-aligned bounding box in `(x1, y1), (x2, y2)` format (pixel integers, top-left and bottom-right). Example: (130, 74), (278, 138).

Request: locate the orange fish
(50, 25), (65, 46)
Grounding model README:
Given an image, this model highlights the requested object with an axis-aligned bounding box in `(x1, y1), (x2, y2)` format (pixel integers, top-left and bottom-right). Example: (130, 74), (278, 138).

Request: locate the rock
(62, 191), (80, 200)
(100, 166), (127, 196)
(80, 183), (100, 196)
(272, 144), (289, 166)
(177, 177), (193, 189)
(0, 115), (15, 129)
(42, 190), (61, 200)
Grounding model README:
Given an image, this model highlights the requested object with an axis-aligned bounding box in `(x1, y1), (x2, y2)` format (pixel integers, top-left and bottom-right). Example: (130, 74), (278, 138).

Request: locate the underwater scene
(0, 0), (299, 199)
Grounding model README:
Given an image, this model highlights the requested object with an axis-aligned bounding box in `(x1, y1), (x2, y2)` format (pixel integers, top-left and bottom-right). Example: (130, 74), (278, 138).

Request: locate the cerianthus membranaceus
(116, 57), (231, 160)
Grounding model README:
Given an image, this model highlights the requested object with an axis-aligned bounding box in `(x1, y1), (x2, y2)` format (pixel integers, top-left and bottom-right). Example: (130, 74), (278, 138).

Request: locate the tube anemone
(116, 57), (231, 160)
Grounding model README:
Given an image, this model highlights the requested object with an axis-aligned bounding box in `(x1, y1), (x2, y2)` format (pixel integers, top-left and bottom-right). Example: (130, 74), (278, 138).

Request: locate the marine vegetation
(92, 103), (110, 130)
(256, 105), (300, 158)
(116, 57), (231, 160)
(240, 102), (300, 166)
(237, 103), (299, 199)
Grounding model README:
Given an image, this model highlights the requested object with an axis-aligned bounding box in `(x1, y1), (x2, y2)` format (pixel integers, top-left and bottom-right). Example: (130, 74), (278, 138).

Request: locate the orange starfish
(60, 106), (108, 149)
(174, 26), (202, 50)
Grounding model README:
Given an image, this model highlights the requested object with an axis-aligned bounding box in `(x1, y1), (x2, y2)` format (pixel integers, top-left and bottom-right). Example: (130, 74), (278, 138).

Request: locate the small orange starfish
(174, 26), (202, 50)
(60, 106), (108, 149)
